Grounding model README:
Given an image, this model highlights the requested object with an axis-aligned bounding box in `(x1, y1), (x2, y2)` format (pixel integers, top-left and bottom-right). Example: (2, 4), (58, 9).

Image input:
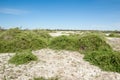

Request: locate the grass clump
(84, 50), (120, 72)
(78, 34), (112, 52)
(49, 35), (79, 51)
(34, 77), (59, 80)
(0, 28), (48, 53)
(9, 50), (37, 65)
(78, 34), (120, 73)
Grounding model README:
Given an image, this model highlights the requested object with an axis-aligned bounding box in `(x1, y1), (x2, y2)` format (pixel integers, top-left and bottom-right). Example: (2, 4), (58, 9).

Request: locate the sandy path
(0, 49), (120, 80)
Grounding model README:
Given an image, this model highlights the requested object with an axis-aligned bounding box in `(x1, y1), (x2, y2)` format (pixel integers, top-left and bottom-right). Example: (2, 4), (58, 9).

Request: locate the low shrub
(9, 50), (37, 65)
(84, 50), (120, 72)
(49, 35), (79, 51)
(78, 34), (112, 52)
(0, 28), (48, 53)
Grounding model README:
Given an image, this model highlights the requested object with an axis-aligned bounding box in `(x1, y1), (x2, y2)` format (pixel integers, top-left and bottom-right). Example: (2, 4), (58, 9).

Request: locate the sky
(0, 0), (120, 30)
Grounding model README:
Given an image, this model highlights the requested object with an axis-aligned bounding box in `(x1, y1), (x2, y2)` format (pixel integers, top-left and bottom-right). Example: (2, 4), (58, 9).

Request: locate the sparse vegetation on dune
(49, 35), (79, 51)
(84, 50), (120, 72)
(49, 33), (120, 73)
(78, 34), (111, 52)
(0, 28), (120, 73)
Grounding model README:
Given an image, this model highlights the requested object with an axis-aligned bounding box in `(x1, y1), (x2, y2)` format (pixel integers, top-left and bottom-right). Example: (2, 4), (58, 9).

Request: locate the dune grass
(84, 50), (120, 72)
(78, 34), (120, 73)
(9, 50), (37, 65)
(49, 33), (120, 73)
(0, 28), (50, 53)
(78, 34), (112, 53)
(49, 35), (79, 51)
(0, 28), (120, 73)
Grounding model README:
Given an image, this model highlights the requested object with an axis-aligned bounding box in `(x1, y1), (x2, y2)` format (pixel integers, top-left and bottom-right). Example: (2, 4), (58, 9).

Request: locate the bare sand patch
(107, 37), (120, 51)
(0, 49), (120, 80)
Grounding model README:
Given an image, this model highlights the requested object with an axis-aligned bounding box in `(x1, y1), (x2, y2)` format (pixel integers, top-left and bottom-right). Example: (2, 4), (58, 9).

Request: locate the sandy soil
(0, 49), (120, 80)
(107, 37), (120, 51)
(49, 31), (70, 37)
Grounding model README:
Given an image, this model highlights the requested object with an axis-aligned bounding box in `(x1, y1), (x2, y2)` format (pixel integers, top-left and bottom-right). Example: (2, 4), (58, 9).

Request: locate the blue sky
(0, 0), (120, 30)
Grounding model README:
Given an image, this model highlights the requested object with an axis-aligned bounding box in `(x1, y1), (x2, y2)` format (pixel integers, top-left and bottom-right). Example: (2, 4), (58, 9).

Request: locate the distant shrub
(109, 33), (120, 38)
(32, 30), (51, 39)
(49, 35), (79, 51)
(9, 50), (37, 65)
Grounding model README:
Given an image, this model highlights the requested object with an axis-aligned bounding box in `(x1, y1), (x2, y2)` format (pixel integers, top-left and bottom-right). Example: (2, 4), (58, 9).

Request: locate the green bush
(0, 29), (48, 53)
(9, 50), (37, 65)
(84, 50), (120, 72)
(49, 35), (79, 51)
(78, 35), (112, 52)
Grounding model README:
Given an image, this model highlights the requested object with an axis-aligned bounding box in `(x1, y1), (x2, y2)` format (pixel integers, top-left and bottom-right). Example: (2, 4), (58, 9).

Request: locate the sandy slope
(107, 37), (120, 51)
(0, 49), (120, 80)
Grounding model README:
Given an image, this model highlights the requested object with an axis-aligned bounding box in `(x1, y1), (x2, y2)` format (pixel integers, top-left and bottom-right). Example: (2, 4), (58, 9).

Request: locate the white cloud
(0, 8), (28, 15)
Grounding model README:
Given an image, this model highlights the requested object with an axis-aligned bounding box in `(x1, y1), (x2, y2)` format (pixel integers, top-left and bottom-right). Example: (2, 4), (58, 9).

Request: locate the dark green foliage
(49, 34), (120, 73)
(0, 28), (120, 73)
(9, 50), (37, 65)
(49, 35), (79, 51)
(78, 35), (112, 52)
(0, 28), (49, 53)
(78, 34), (120, 73)
(34, 77), (59, 80)
(84, 50), (120, 72)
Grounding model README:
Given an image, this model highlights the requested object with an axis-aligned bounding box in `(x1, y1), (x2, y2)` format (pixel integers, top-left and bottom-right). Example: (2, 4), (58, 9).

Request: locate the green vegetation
(78, 34), (112, 52)
(84, 50), (120, 72)
(0, 28), (50, 53)
(0, 28), (120, 73)
(34, 77), (59, 80)
(78, 34), (120, 73)
(49, 33), (120, 73)
(9, 50), (37, 65)
(109, 33), (120, 38)
(49, 35), (79, 51)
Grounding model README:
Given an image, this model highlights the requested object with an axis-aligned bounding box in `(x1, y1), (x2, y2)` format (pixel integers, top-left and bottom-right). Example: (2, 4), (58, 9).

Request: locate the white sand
(107, 37), (120, 51)
(0, 49), (120, 80)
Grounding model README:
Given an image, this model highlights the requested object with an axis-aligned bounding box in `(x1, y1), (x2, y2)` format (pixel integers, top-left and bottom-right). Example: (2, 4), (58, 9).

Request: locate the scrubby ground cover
(0, 49), (120, 80)
(0, 28), (120, 80)
(49, 32), (120, 73)
(9, 50), (38, 65)
(0, 28), (51, 53)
